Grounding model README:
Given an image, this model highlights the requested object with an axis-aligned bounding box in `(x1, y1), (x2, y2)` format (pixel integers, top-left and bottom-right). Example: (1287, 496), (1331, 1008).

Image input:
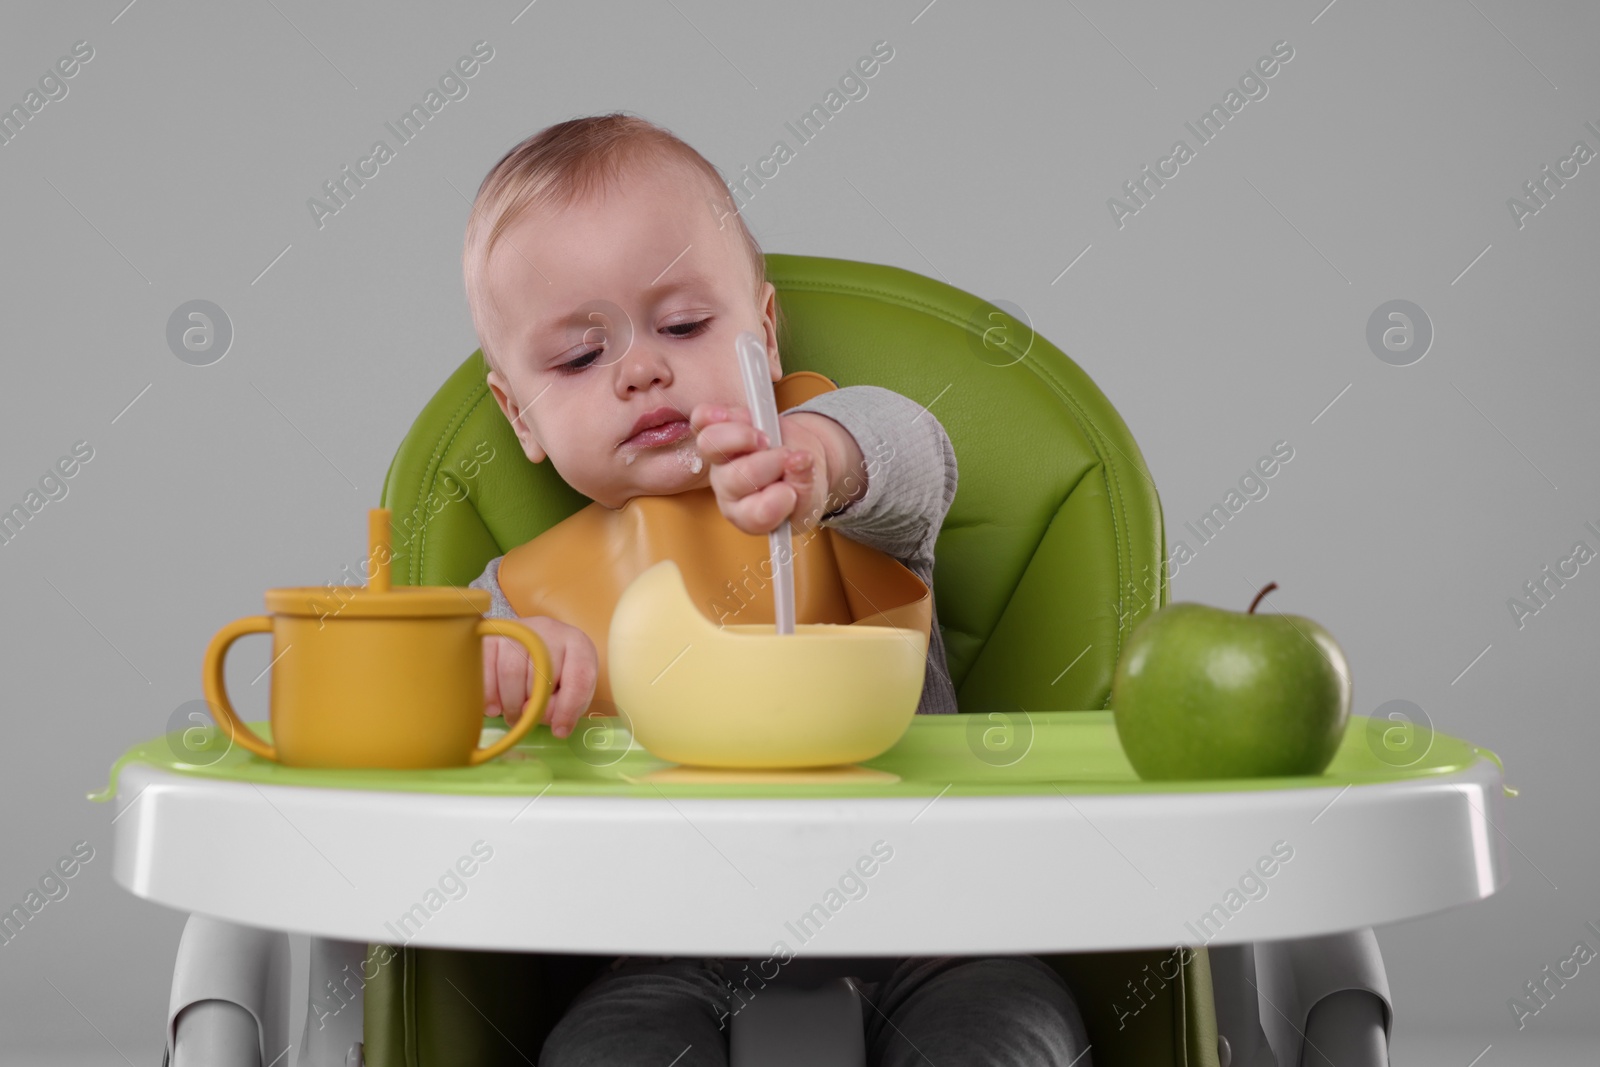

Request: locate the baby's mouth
(621, 418), (693, 450)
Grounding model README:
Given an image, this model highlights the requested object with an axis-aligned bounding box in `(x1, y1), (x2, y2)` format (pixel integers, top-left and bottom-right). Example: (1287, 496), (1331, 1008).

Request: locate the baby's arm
(786, 385), (962, 716)
(469, 557), (517, 619)
(783, 385), (959, 570)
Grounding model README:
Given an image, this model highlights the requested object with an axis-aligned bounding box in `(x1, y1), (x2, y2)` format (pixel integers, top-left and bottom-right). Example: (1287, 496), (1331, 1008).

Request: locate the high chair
(104, 254), (1509, 1067)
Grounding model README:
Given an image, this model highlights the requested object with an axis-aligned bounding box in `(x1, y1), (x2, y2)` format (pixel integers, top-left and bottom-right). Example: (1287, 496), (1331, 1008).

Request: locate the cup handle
(201, 616), (279, 762)
(471, 618), (554, 766)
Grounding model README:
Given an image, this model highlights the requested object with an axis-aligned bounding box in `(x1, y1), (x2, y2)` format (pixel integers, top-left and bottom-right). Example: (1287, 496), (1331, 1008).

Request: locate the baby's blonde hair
(462, 112), (771, 373)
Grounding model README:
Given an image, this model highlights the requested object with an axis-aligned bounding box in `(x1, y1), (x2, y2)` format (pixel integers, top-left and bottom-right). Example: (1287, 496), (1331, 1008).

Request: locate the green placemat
(88, 712), (1510, 801)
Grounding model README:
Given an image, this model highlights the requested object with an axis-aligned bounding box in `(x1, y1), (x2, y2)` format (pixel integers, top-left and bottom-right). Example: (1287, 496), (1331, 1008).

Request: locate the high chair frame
(112, 254), (1509, 1066)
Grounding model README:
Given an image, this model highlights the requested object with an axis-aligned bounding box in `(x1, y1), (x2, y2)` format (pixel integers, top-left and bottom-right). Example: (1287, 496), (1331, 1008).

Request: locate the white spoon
(734, 330), (795, 635)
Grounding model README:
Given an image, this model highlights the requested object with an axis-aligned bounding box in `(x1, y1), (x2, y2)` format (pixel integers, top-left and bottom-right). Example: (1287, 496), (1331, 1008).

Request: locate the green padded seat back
(380, 253), (1168, 711)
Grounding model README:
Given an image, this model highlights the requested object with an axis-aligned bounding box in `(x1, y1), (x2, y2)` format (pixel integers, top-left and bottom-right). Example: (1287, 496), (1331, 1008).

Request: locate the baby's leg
(540, 956), (732, 1067)
(861, 956), (1092, 1067)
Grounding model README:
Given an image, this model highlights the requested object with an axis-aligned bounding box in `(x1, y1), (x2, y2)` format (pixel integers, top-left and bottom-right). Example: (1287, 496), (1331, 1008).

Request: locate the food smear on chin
(679, 441), (703, 475)
(622, 436), (701, 472)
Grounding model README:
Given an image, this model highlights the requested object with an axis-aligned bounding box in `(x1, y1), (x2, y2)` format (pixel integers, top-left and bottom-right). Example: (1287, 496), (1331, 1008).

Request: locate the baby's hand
(483, 615), (596, 739)
(691, 402), (825, 535)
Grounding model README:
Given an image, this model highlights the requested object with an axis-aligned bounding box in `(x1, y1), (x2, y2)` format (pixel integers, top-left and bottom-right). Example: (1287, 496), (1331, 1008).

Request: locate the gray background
(2, 0), (1597, 1062)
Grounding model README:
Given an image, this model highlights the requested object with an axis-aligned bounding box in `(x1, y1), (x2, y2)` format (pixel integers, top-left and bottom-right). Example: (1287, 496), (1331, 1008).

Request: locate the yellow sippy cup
(200, 508), (552, 769)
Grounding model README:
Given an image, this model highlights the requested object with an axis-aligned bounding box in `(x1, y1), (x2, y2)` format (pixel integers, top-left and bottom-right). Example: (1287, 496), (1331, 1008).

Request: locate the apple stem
(1247, 582), (1278, 615)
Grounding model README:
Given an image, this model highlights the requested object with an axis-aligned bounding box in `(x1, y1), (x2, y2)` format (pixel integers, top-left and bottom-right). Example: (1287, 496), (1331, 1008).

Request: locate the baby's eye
(663, 318), (710, 338)
(558, 350), (599, 374)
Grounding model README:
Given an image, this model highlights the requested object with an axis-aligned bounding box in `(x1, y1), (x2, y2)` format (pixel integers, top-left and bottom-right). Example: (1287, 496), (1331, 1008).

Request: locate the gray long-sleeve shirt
(470, 384), (959, 714)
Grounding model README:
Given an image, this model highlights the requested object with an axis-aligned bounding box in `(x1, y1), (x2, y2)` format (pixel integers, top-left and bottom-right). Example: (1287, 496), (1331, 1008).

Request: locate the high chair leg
(165, 914), (291, 1067)
(1298, 989), (1388, 1067)
(1253, 928), (1393, 1067)
(170, 1001), (262, 1067)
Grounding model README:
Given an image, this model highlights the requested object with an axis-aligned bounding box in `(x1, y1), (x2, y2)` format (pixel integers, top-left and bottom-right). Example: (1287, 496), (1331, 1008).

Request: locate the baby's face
(482, 162), (780, 509)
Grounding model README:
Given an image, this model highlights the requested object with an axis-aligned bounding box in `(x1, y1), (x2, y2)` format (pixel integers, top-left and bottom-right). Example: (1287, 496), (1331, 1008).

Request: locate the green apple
(1112, 582), (1351, 779)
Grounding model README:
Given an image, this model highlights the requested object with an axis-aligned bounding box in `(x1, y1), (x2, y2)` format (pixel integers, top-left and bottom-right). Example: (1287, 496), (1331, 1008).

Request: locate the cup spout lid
(369, 507), (392, 594)
(257, 507), (489, 617)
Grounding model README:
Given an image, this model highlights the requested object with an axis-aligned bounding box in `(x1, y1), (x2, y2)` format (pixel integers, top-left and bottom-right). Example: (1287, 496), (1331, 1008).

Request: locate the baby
(461, 112), (1091, 1066)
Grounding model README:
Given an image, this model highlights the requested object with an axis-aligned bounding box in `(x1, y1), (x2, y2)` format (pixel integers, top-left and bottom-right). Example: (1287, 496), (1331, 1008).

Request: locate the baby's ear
(758, 283), (782, 379)
(486, 371), (546, 463)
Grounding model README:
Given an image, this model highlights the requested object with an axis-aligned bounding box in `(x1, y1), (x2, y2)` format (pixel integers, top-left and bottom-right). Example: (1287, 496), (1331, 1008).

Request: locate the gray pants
(540, 955), (1092, 1066)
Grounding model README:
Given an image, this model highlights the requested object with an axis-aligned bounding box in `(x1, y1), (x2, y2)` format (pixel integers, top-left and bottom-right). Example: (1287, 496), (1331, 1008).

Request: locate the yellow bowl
(608, 560), (929, 768)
